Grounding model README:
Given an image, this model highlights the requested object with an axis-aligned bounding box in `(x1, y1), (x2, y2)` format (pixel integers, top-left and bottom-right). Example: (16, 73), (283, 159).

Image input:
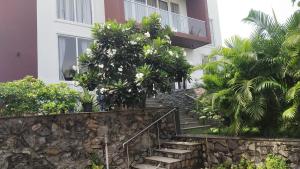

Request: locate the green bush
(216, 155), (290, 169)
(260, 154), (290, 169)
(0, 76), (79, 116)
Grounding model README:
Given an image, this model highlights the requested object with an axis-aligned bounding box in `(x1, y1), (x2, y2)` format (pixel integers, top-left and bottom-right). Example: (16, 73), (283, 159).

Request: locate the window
(158, 0), (168, 11)
(57, 0), (92, 24)
(147, 0), (157, 7)
(58, 35), (92, 81)
(171, 3), (179, 14)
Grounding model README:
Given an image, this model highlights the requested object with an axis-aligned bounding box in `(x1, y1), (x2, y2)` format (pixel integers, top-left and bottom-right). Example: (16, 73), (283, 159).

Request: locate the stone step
(182, 125), (212, 130)
(132, 164), (166, 169)
(180, 122), (199, 125)
(162, 141), (202, 150)
(180, 122), (200, 128)
(153, 148), (192, 160)
(145, 156), (182, 169)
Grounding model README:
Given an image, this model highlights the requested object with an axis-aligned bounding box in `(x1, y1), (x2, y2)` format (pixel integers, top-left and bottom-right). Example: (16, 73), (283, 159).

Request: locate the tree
(75, 14), (191, 108)
(196, 9), (300, 137)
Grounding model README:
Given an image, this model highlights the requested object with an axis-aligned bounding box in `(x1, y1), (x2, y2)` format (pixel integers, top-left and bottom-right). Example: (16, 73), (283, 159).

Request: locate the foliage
(196, 9), (300, 137)
(263, 154), (289, 169)
(0, 76), (79, 116)
(216, 155), (289, 169)
(85, 153), (104, 169)
(76, 14), (191, 108)
(79, 89), (98, 112)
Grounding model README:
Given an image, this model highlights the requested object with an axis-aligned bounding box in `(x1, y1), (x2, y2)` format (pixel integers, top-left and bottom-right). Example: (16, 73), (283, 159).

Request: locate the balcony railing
(124, 0), (207, 37)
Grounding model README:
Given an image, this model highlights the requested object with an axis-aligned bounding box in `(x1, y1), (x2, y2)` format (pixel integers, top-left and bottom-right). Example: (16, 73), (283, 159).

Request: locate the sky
(216, 0), (299, 43)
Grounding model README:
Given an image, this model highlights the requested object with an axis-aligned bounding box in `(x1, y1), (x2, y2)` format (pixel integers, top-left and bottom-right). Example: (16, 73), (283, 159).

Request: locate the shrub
(0, 76), (79, 116)
(215, 155), (290, 169)
(262, 154), (289, 169)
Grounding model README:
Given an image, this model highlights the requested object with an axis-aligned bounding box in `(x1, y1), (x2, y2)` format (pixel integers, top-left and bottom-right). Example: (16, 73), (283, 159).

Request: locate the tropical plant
(216, 154), (290, 169)
(196, 9), (300, 136)
(0, 76), (79, 116)
(76, 14), (191, 108)
(79, 89), (97, 112)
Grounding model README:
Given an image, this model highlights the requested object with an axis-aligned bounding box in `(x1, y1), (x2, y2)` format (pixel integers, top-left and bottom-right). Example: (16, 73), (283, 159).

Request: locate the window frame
(56, 0), (94, 25)
(57, 34), (93, 81)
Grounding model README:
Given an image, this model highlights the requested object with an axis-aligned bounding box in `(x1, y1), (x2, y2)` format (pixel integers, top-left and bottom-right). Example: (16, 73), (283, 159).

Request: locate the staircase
(146, 97), (212, 133)
(131, 141), (203, 169)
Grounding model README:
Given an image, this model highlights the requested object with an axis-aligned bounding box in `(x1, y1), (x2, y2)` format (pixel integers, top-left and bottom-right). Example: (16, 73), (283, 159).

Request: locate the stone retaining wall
(0, 108), (177, 169)
(177, 135), (300, 168)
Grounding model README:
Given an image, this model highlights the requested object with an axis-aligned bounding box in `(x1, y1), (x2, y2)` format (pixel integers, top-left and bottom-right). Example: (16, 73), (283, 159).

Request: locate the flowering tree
(75, 14), (191, 108)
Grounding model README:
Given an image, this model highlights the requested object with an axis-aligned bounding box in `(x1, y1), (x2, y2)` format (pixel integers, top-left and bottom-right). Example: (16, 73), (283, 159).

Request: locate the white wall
(37, 0), (105, 83)
(185, 0), (222, 88)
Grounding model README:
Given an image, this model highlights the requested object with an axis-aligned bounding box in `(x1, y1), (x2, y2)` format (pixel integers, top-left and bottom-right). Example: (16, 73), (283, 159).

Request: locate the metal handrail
(122, 108), (177, 148)
(185, 94), (197, 100)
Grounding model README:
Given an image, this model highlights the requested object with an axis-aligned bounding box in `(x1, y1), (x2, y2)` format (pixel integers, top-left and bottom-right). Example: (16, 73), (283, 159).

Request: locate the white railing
(124, 0), (207, 37)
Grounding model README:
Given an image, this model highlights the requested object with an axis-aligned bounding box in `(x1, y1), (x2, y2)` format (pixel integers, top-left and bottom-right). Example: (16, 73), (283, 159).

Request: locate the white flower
(136, 73), (144, 80)
(86, 48), (93, 58)
(98, 64), (104, 69)
(72, 65), (78, 71)
(183, 51), (187, 57)
(118, 67), (123, 72)
(144, 32), (150, 38)
(107, 48), (117, 57)
(110, 63), (114, 67)
(145, 48), (153, 55)
(130, 41), (137, 45)
(168, 51), (174, 56)
(128, 89), (132, 93)
(100, 88), (108, 94)
(165, 35), (170, 40)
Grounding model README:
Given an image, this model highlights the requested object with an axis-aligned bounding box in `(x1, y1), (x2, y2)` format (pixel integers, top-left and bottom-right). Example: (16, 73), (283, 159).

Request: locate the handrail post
(126, 145), (130, 169)
(157, 122), (161, 149)
(174, 107), (181, 135)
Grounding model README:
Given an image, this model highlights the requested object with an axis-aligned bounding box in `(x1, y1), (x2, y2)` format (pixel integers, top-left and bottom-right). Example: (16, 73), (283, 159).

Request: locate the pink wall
(0, 0), (37, 82)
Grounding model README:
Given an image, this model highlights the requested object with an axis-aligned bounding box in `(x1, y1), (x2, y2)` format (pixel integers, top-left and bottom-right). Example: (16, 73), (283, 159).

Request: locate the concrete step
(162, 141), (202, 150)
(132, 164), (166, 169)
(153, 148), (192, 160)
(182, 125), (212, 130)
(180, 122), (201, 128)
(145, 156), (182, 169)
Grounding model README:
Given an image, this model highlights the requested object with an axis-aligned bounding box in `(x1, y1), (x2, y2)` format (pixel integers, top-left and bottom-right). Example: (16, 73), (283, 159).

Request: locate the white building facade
(0, 0), (221, 87)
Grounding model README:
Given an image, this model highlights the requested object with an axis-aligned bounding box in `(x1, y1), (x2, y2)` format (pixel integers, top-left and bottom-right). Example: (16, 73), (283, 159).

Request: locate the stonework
(177, 135), (300, 168)
(0, 108), (177, 169)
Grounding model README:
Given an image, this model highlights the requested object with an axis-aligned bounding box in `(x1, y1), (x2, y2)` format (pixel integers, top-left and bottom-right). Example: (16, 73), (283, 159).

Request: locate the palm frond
(256, 80), (286, 92)
(244, 97), (266, 121)
(283, 103), (298, 120)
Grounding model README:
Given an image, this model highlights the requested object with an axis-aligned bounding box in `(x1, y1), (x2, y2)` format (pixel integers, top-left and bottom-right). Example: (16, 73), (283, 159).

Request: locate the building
(0, 0), (221, 87)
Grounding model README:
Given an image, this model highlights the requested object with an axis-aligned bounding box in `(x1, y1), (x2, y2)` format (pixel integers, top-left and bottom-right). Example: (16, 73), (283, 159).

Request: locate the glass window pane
(147, 0), (157, 7)
(58, 36), (77, 81)
(171, 3), (179, 14)
(159, 0), (168, 11)
(57, 0), (75, 21)
(78, 39), (92, 55)
(76, 0), (92, 24)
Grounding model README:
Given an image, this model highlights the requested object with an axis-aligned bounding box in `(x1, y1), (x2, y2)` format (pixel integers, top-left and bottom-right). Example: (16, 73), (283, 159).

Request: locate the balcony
(104, 0), (211, 49)
(124, 0), (207, 38)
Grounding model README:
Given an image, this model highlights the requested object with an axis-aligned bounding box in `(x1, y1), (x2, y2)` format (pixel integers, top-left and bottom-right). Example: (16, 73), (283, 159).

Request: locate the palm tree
(197, 9), (300, 136)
